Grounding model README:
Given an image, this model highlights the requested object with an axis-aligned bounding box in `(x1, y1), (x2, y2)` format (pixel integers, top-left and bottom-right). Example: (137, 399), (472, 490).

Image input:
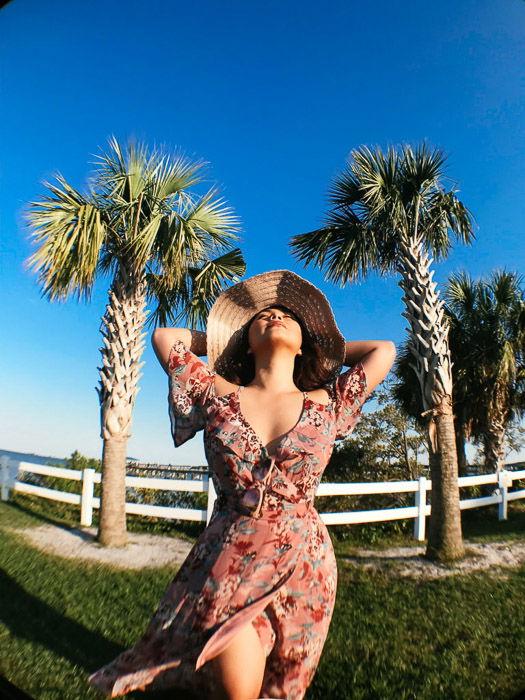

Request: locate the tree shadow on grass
(2, 498), (76, 529)
(461, 502), (525, 541)
(0, 568), (124, 675)
(0, 534), (217, 700)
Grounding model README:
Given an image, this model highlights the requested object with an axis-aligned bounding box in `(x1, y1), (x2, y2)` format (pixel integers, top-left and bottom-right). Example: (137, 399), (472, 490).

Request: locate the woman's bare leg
(211, 622), (266, 700)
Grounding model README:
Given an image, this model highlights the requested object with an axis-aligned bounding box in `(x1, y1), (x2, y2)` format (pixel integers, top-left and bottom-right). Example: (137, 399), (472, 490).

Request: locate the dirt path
(340, 541), (525, 579)
(12, 524), (193, 569)
(11, 523), (525, 578)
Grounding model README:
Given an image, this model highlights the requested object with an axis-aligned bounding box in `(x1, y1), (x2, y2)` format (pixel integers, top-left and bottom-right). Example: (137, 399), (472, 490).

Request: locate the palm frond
(400, 144), (447, 196)
(326, 207), (399, 279)
(182, 249), (246, 327)
(350, 146), (406, 229)
(327, 165), (362, 208)
(148, 248), (246, 328)
(291, 142), (474, 286)
(182, 188), (240, 245)
(144, 272), (190, 328)
(26, 178), (107, 300)
(291, 214), (395, 286)
(121, 213), (164, 272)
(153, 211), (196, 283)
(28, 136), (242, 307)
(151, 153), (205, 200)
(443, 266), (525, 446)
(390, 340), (425, 424)
(441, 193), (475, 245)
(488, 269), (524, 308)
(444, 270), (479, 315)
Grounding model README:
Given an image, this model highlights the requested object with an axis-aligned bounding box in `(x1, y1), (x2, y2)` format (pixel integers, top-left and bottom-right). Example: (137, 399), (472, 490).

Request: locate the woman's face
(247, 306), (303, 356)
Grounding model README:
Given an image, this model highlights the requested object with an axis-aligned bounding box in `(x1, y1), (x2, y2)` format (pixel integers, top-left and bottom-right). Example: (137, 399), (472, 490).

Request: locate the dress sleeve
(333, 362), (369, 440)
(167, 339), (216, 447)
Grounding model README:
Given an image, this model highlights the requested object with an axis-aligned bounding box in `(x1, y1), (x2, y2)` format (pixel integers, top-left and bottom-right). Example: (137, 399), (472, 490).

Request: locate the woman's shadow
(0, 567), (124, 674)
(0, 568), (199, 699)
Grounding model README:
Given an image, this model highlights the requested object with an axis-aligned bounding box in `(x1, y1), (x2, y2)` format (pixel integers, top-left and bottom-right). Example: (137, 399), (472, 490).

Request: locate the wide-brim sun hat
(207, 270), (345, 379)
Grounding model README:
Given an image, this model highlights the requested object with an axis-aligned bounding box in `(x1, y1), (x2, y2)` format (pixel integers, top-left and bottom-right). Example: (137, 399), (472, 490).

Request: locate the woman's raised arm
(343, 340), (396, 394)
(151, 328), (207, 374)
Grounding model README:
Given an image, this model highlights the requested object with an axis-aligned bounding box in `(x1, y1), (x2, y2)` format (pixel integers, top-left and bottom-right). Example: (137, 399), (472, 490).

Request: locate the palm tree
(445, 270), (525, 473)
(393, 334), (472, 477)
(394, 270), (525, 478)
(394, 330), (479, 479)
(290, 144), (474, 561)
(27, 138), (245, 546)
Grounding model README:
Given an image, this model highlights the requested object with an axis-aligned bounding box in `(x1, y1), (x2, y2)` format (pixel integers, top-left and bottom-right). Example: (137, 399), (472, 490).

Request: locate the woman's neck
(249, 350), (298, 393)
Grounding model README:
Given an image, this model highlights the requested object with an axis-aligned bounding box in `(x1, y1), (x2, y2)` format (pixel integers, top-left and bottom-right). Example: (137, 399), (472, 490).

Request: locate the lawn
(1, 498), (524, 699)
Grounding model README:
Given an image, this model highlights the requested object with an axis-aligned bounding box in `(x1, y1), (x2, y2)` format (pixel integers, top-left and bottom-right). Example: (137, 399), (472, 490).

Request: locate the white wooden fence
(1, 455), (524, 541)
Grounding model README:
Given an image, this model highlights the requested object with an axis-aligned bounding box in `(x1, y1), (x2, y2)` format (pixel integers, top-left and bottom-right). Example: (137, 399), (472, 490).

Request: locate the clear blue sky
(1, 0), (523, 465)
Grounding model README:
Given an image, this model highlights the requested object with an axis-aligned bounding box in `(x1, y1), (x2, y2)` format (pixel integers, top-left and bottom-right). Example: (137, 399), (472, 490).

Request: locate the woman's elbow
(151, 328), (185, 372)
(384, 341), (397, 370)
(151, 327), (170, 356)
(386, 340), (396, 359)
(151, 327), (162, 348)
(374, 341), (396, 377)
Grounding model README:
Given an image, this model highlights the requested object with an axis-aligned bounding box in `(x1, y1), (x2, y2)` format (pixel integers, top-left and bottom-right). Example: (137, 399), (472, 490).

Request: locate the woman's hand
(344, 340), (396, 394)
(151, 328), (207, 373)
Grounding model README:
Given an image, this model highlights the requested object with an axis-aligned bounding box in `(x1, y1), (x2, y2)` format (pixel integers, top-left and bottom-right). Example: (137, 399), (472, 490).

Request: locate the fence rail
(1, 456), (524, 541)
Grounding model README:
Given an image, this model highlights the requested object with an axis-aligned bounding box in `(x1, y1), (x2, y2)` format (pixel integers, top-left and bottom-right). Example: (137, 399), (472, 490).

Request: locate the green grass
(0, 501), (178, 699)
(1, 499), (525, 699)
(459, 501), (525, 543)
(314, 564), (525, 699)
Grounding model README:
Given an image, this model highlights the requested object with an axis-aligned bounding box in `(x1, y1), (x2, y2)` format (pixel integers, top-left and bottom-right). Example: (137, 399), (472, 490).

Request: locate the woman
(89, 270), (395, 700)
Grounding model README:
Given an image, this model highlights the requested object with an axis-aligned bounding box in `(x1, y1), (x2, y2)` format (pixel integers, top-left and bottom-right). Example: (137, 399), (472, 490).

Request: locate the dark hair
(225, 306), (334, 391)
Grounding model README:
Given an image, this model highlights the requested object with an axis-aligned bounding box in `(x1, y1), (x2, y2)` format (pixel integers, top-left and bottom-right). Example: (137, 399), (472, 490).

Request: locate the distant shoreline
(0, 449), (65, 466)
(0, 449), (207, 472)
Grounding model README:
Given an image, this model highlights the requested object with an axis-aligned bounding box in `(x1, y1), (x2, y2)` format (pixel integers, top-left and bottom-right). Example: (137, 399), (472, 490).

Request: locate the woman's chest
(236, 388), (307, 457)
(204, 394), (337, 467)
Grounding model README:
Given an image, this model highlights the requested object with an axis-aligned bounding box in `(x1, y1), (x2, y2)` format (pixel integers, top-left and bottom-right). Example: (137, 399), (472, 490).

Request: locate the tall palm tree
(27, 138), (245, 546)
(393, 331), (475, 478)
(290, 144), (474, 561)
(445, 270), (525, 473)
(393, 270), (525, 478)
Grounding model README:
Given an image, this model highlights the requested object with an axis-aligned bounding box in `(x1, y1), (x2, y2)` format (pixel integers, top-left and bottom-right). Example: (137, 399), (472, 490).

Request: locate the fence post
(81, 468), (96, 526)
(413, 476), (428, 541)
(498, 470), (512, 521)
(206, 474), (216, 525)
(0, 456), (9, 501)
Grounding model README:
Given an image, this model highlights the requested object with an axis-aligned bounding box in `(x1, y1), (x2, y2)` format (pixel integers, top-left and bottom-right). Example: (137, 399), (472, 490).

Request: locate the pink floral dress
(89, 341), (368, 699)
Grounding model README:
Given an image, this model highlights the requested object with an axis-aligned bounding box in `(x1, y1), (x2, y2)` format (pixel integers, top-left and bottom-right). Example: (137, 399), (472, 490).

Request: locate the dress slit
(195, 564), (296, 669)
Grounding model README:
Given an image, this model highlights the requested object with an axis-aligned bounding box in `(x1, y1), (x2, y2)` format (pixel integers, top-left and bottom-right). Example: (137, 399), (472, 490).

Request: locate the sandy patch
(341, 541), (525, 579)
(10, 523), (525, 579)
(12, 524), (193, 569)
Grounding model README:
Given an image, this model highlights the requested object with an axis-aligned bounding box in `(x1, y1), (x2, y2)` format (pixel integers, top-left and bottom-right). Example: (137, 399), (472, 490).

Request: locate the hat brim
(207, 270), (345, 380)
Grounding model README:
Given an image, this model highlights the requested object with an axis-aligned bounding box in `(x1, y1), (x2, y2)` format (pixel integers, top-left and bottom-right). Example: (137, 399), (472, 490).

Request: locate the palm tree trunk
(397, 235), (465, 561)
(455, 412), (468, 477)
(97, 269), (147, 547)
(484, 418), (506, 473)
(426, 404), (465, 560)
(99, 436), (128, 546)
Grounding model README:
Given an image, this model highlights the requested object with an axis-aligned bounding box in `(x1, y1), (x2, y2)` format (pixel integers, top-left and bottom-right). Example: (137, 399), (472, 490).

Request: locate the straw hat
(207, 270), (345, 379)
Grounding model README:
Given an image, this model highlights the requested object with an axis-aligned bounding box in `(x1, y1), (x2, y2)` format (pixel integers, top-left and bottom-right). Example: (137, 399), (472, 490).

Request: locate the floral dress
(89, 340), (368, 699)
